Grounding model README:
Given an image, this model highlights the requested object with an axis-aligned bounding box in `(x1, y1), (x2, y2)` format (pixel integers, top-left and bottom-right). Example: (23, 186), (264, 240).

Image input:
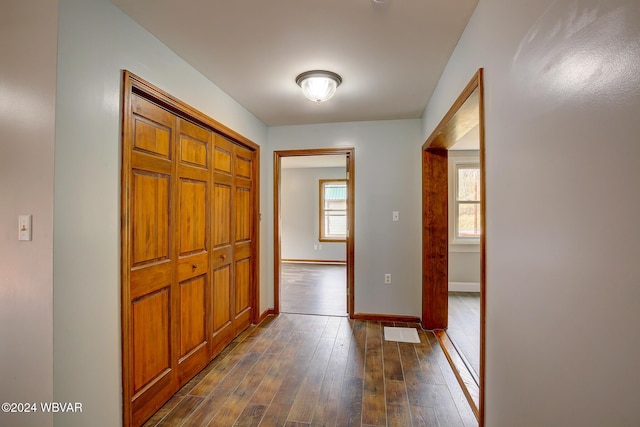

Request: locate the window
(454, 163), (481, 240)
(319, 179), (347, 241)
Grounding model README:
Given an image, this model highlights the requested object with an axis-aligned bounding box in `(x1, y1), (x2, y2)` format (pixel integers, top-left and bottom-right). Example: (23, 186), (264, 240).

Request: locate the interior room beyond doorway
(279, 154), (349, 317)
(281, 263), (347, 316)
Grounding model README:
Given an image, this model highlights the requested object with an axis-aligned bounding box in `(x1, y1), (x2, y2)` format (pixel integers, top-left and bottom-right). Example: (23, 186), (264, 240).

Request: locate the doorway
(421, 69), (485, 424)
(274, 148), (355, 318)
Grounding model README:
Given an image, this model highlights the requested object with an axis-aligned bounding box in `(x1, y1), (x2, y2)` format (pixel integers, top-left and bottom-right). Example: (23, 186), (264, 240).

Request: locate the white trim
(449, 282), (481, 292)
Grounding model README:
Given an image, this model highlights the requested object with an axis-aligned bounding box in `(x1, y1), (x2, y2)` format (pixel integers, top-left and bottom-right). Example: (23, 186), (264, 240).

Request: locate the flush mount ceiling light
(295, 70), (342, 103)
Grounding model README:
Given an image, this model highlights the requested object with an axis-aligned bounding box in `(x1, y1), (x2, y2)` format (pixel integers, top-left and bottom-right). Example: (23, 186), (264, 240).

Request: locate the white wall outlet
(19, 215), (32, 241)
(392, 211), (399, 222)
(314, 244), (318, 250)
(384, 273), (392, 284)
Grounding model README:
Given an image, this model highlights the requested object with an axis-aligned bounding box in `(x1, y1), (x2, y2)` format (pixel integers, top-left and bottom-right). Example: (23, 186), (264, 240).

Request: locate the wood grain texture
(435, 330), (479, 420)
(421, 148), (449, 330)
(122, 71), (260, 427)
(280, 263), (347, 316)
(448, 292), (480, 380)
(421, 68), (486, 426)
(142, 313), (477, 427)
(361, 322), (386, 426)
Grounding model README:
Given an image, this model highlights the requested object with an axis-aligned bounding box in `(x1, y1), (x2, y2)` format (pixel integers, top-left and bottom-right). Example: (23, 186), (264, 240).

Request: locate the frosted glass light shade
(296, 70), (342, 103)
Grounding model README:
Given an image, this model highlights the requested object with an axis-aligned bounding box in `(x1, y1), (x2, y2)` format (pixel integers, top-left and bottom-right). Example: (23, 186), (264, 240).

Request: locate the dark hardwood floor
(143, 313), (477, 427)
(447, 292), (480, 380)
(281, 263), (347, 317)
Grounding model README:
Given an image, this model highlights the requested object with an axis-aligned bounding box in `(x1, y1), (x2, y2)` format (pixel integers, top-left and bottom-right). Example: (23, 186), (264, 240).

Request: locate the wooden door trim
(273, 148), (355, 318)
(421, 69), (485, 426)
(121, 71), (260, 427)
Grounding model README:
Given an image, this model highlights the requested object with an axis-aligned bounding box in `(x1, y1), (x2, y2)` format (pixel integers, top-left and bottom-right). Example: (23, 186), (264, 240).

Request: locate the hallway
(142, 313), (477, 426)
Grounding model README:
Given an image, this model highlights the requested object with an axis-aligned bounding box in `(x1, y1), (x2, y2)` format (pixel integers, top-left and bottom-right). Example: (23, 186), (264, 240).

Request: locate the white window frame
(449, 156), (481, 251)
(319, 179), (347, 242)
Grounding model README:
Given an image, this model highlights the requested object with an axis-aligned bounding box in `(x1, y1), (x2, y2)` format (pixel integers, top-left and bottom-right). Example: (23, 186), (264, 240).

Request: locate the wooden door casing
(122, 71), (260, 427)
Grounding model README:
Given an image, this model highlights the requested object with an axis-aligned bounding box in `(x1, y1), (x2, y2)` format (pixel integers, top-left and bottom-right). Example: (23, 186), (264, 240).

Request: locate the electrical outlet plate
(384, 273), (391, 284)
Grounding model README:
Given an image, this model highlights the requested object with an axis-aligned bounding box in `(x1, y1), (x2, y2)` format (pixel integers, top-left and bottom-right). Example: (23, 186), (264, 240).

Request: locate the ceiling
(450, 124), (479, 150)
(111, 0), (478, 127)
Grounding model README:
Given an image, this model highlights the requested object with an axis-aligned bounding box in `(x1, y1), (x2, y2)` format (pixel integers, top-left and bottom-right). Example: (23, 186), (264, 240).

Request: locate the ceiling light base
(295, 70), (342, 103)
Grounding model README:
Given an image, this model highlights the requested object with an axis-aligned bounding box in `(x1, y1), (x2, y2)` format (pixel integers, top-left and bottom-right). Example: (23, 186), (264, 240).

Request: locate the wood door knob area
(192, 263), (198, 270)
(221, 254), (227, 259)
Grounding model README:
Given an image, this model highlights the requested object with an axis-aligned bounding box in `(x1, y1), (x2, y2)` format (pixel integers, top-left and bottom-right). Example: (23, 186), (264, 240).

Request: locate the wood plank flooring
(281, 263), (347, 316)
(447, 292), (480, 380)
(143, 313), (477, 427)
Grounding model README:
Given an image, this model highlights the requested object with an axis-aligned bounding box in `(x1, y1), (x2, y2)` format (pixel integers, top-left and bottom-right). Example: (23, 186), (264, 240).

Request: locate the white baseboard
(449, 282), (480, 292)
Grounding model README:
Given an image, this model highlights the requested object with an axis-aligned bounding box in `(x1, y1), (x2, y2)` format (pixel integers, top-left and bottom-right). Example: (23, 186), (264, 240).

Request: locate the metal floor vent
(383, 327), (420, 343)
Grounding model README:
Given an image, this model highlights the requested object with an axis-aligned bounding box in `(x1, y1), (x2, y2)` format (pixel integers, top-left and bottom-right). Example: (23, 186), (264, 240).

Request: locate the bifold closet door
(232, 143), (255, 335)
(175, 118), (212, 384)
(126, 97), (214, 425)
(210, 135), (255, 354)
(123, 75), (257, 427)
(126, 94), (179, 426)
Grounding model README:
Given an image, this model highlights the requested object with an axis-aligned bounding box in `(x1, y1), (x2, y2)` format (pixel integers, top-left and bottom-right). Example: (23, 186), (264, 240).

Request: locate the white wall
(0, 2), (58, 426)
(424, 0), (640, 425)
(281, 167), (346, 261)
(268, 120), (422, 316)
(53, 0), (267, 425)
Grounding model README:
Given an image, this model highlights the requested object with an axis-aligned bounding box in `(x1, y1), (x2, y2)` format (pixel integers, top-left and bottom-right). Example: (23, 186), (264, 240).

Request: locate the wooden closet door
(233, 144), (254, 334)
(210, 135), (255, 353)
(175, 118), (212, 383)
(211, 136), (235, 354)
(126, 94), (179, 426)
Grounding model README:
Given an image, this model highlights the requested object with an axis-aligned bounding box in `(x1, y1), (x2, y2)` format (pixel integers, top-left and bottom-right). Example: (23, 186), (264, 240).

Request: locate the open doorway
(274, 148), (355, 318)
(447, 126), (481, 381)
(422, 69), (485, 424)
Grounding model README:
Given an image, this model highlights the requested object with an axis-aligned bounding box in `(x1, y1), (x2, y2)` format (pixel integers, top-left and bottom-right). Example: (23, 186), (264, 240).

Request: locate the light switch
(392, 211), (399, 222)
(19, 215), (32, 241)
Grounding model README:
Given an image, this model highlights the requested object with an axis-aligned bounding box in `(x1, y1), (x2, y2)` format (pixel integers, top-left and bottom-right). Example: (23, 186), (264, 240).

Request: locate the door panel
(132, 288), (171, 393)
(213, 184), (232, 246)
(127, 95), (179, 426)
(132, 96), (173, 160)
(131, 171), (170, 265)
(232, 144), (254, 333)
(235, 155), (252, 179)
(234, 187), (251, 242)
(175, 118), (211, 382)
(214, 143), (233, 174)
(234, 258), (251, 315)
(212, 265), (232, 333)
(179, 276), (207, 357)
(179, 179), (207, 254)
(211, 136), (236, 354)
